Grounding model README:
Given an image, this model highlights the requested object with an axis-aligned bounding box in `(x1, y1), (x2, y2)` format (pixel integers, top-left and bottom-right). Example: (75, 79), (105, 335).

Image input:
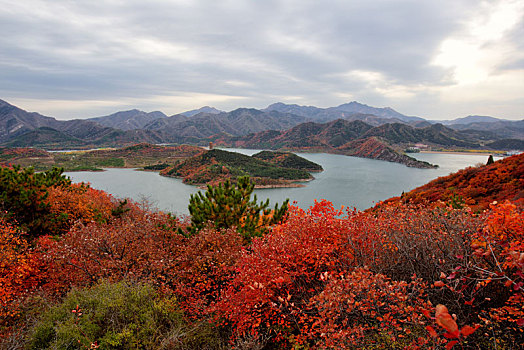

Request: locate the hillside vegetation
(0, 143), (203, 171)
(161, 148), (317, 187)
(386, 153), (524, 211)
(251, 150), (324, 171)
(0, 154), (522, 349)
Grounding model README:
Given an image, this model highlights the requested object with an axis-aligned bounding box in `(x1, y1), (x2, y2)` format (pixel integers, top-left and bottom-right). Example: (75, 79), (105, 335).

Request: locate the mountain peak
(338, 101), (368, 107)
(181, 106), (223, 117)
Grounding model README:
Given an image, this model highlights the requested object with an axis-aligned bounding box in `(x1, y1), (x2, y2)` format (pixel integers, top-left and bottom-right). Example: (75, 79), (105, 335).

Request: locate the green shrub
(26, 281), (224, 349)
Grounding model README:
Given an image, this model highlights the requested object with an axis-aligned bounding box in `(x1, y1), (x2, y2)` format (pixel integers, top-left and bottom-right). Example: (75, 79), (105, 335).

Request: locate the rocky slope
(337, 137), (436, 168)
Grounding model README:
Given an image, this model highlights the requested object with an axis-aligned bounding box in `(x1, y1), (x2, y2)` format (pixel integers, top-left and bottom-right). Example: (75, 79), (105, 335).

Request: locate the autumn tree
(187, 176), (288, 241)
(45, 183), (115, 235)
(0, 218), (42, 334)
(213, 201), (353, 347)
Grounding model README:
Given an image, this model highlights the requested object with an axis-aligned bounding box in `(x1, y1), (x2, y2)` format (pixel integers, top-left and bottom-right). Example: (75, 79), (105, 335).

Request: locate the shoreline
(420, 150), (505, 156)
(195, 178), (313, 189)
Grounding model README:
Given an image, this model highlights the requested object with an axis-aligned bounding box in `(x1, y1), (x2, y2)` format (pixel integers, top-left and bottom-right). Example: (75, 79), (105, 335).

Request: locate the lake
(65, 150), (500, 216)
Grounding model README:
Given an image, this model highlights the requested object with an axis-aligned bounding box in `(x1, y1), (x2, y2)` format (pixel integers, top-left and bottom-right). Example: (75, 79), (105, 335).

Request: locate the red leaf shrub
(304, 268), (431, 348)
(39, 202), (184, 295)
(0, 218), (43, 334)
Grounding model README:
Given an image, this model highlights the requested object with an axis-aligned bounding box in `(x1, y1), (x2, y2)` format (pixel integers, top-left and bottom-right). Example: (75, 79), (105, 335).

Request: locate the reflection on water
(65, 150), (500, 215)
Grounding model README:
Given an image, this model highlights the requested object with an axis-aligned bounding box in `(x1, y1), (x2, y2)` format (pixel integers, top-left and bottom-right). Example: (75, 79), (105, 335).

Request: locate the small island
(160, 149), (322, 187)
(251, 150), (323, 172)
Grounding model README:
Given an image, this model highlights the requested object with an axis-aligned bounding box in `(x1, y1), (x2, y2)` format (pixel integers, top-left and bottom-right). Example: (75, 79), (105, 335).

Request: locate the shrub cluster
(1, 165), (522, 349)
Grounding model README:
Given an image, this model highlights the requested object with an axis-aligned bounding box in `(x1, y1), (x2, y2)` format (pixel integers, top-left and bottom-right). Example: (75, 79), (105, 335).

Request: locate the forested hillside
(161, 149), (317, 186)
(1, 156), (522, 349)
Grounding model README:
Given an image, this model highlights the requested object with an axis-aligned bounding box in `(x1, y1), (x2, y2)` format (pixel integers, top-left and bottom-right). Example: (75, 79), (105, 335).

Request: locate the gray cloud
(0, 0), (522, 119)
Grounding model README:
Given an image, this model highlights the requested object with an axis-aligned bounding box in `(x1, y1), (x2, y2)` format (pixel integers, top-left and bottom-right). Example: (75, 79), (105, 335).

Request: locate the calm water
(65, 151), (500, 216)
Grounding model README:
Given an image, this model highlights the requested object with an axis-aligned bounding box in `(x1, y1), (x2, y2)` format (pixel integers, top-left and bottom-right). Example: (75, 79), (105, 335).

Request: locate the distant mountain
(330, 101), (424, 123)
(439, 115), (507, 125)
(0, 99), (62, 140)
(447, 120), (524, 140)
(181, 106), (223, 117)
(0, 99), (118, 143)
(4, 127), (164, 149)
(87, 129), (164, 147)
(2, 98), (521, 151)
(218, 119), (373, 150)
(2, 127), (86, 148)
(143, 108), (308, 143)
(264, 103), (523, 140)
(88, 109), (167, 131)
(427, 115), (524, 139)
(486, 139), (524, 150)
(264, 102), (323, 118)
(0, 100), (162, 149)
(215, 119), (501, 167)
(265, 101), (424, 125)
(220, 119), (485, 150)
(362, 123), (483, 148)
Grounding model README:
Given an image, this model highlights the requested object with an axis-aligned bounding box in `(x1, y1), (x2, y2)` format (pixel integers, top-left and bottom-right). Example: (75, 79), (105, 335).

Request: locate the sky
(1, 0), (523, 120)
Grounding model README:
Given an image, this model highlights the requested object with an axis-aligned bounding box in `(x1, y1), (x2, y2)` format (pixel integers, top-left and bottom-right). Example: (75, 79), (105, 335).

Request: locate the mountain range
(264, 101), (425, 124)
(0, 98), (522, 153)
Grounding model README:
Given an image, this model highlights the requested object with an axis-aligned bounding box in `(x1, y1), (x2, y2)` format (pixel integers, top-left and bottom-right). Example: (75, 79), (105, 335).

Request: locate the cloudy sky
(1, 0), (523, 120)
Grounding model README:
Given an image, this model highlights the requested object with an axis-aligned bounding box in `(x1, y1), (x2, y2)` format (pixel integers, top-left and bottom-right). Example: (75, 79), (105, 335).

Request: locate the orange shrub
(45, 183), (115, 235)
(0, 218), (42, 333)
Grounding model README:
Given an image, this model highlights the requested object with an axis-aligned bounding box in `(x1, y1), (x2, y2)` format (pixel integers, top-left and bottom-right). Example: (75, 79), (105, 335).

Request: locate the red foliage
(2, 159), (523, 348)
(38, 203), (184, 295)
(170, 228), (243, 317)
(304, 268), (430, 348)
(213, 201), (349, 345)
(38, 203), (244, 318)
(469, 201), (524, 328)
(423, 304), (479, 349)
(0, 218), (42, 331)
(389, 153), (524, 211)
(212, 201), (490, 347)
(45, 183), (115, 235)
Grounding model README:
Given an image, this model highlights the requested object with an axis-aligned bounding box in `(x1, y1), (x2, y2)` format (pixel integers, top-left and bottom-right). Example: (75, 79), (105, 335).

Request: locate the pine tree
(187, 176), (288, 241)
(0, 166), (71, 238)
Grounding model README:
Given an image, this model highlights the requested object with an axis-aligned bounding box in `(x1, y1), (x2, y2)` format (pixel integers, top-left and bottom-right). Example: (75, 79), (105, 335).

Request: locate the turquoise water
(65, 151), (500, 216)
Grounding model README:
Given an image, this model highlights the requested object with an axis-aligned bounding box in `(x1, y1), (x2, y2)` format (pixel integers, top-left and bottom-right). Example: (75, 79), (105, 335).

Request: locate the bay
(65, 151), (500, 216)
